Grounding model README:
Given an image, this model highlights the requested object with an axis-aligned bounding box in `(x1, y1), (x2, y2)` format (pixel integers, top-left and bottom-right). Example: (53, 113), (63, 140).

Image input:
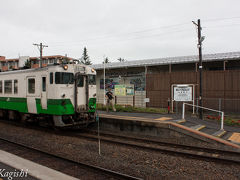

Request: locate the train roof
(0, 64), (90, 75)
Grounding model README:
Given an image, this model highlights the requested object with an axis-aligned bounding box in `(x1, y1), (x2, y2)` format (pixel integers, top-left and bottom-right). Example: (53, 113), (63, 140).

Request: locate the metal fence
(96, 91), (147, 108)
(172, 98), (240, 116)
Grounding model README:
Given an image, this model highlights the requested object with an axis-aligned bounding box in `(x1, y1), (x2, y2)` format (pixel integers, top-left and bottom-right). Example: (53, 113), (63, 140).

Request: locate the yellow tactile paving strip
(154, 117), (172, 121)
(228, 133), (240, 143)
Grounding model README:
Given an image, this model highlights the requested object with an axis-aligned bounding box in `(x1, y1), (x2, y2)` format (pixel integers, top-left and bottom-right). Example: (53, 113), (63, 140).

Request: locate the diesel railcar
(0, 63), (96, 127)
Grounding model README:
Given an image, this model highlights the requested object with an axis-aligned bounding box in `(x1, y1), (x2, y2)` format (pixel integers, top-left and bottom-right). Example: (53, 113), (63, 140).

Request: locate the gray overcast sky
(1, 0), (240, 64)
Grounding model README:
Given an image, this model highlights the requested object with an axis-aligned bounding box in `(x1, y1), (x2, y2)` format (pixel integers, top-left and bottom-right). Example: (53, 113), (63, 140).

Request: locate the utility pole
(33, 43), (48, 68)
(103, 55), (106, 106)
(192, 19), (204, 119)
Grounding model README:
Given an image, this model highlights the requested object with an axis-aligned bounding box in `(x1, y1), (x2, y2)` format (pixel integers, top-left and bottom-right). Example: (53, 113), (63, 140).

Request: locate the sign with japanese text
(173, 86), (192, 101)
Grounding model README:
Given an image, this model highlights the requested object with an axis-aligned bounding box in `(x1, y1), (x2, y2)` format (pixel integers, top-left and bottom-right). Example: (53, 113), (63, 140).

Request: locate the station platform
(97, 111), (240, 150)
(0, 150), (78, 180)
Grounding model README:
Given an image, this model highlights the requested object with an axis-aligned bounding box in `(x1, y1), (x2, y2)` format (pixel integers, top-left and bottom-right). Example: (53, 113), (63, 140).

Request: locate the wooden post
(133, 95), (135, 107)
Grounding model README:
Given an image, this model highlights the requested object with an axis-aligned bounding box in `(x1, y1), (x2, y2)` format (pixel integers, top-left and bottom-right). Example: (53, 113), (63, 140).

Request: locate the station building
(91, 51), (240, 113)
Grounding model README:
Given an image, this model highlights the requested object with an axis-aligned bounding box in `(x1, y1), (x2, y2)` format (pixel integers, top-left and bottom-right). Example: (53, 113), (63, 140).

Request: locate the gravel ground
(0, 122), (239, 179)
(0, 140), (115, 180)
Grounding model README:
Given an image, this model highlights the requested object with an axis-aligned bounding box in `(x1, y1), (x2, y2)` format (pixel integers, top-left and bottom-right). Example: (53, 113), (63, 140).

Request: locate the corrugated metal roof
(91, 51), (240, 70)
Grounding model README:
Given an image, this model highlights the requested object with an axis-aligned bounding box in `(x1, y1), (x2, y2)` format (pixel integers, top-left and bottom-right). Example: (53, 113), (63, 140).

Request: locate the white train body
(0, 64), (97, 127)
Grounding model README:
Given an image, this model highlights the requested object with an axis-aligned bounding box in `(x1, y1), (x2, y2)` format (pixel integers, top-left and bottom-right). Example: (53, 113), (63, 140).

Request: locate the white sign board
(173, 86), (192, 101)
(144, 98), (150, 103)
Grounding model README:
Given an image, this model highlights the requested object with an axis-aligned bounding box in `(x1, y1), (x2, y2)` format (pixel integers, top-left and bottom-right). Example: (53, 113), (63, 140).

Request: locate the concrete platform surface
(0, 150), (78, 180)
(0, 162), (36, 180)
(98, 110), (240, 149)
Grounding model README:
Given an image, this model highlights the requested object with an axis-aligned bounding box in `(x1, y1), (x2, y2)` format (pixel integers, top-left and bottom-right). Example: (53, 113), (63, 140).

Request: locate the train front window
(55, 72), (74, 84)
(88, 75), (96, 85)
(77, 75), (84, 87)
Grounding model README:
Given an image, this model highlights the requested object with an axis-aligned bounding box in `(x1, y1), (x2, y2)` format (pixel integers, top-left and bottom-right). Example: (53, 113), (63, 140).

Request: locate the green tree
(117, 57), (125, 62)
(81, 47), (92, 65)
(24, 59), (31, 69)
(102, 57), (110, 64)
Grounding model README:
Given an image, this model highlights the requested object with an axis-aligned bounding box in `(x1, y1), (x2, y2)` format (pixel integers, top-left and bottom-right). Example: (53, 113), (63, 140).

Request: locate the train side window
(42, 77), (46, 92)
(28, 78), (35, 94)
(0, 81), (2, 93)
(4, 80), (12, 94)
(14, 80), (18, 94)
(50, 73), (53, 84)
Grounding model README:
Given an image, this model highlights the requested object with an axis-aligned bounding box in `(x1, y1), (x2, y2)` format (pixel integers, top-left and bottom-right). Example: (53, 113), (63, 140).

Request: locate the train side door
(75, 74), (88, 111)
(77, 75), (86, 106)
(26, 77), (37, 114)
(41, 76), (47, 109)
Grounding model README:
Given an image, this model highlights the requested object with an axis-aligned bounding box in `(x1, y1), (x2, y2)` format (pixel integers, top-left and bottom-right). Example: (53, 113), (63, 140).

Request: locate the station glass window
(77, 75), (84, 87)
(0, 81), (2, 93)
(55, 72), (74, 84)
(14, 80), (18, 94)
(50, 73), (53, 84)
(88, 75), (96, 85)
(42, 77), (46, 92)
(28, 78), (35, 94)
(4, 80), (12, 94)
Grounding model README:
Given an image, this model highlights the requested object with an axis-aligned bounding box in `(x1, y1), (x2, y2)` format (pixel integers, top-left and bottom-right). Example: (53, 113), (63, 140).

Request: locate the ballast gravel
(0, 122), (239, 179)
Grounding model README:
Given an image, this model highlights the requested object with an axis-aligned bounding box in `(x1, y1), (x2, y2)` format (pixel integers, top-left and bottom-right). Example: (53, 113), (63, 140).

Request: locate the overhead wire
(7, 16), (237, 57)
(48, 16), (240, 49)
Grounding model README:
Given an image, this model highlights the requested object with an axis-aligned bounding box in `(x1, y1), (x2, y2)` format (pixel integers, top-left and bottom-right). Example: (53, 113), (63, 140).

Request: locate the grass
(96, 104), (168, 114)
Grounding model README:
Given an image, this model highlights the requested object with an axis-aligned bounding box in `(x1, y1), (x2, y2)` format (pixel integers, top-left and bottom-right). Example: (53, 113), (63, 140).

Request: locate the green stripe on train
(36, 99), (74, 115)
(88, 98), (96, 113)
(0, 97), (28, 113)
(0, 97), (96, 115)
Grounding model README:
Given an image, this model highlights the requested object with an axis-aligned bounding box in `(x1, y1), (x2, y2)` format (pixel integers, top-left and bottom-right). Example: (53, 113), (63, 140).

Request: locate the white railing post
(182, 103), (185, 120)
(182, 102), (224, 131)
(221, 112), (224, 130)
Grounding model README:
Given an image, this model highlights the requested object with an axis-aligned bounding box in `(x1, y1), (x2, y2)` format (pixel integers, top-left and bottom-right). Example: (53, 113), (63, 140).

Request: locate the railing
(182, 103), (225, 130)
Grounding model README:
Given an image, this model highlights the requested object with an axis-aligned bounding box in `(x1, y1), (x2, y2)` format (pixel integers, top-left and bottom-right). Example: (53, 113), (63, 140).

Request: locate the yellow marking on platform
(213, 130), (226, 137)
(228, 133), (240, 143)
(174, 119), (186, 124)
(196, 125), (206, 131)
(154, 117), (172, 121)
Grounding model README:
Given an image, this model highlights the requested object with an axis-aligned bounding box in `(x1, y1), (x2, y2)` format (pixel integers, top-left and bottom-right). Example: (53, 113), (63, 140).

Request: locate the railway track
(0, 118), (239, 179)
(0, 136), (142, 180)
(70, 130), (240, 164)
(1, 118), (240, 164)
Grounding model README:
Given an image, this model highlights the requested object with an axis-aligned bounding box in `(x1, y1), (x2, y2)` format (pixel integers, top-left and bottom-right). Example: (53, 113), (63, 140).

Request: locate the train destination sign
(173, 85), (192, 101)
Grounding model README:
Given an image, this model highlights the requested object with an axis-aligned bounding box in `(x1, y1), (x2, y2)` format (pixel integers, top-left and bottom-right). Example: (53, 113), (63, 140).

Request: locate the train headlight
(63, 65), (68, 70)
(91, 68), (95, 73)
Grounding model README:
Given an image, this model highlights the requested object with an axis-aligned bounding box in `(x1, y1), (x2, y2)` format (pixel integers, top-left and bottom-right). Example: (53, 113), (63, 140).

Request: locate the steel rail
(73, 130), (240, 164)
(0, 136), (143, 180)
